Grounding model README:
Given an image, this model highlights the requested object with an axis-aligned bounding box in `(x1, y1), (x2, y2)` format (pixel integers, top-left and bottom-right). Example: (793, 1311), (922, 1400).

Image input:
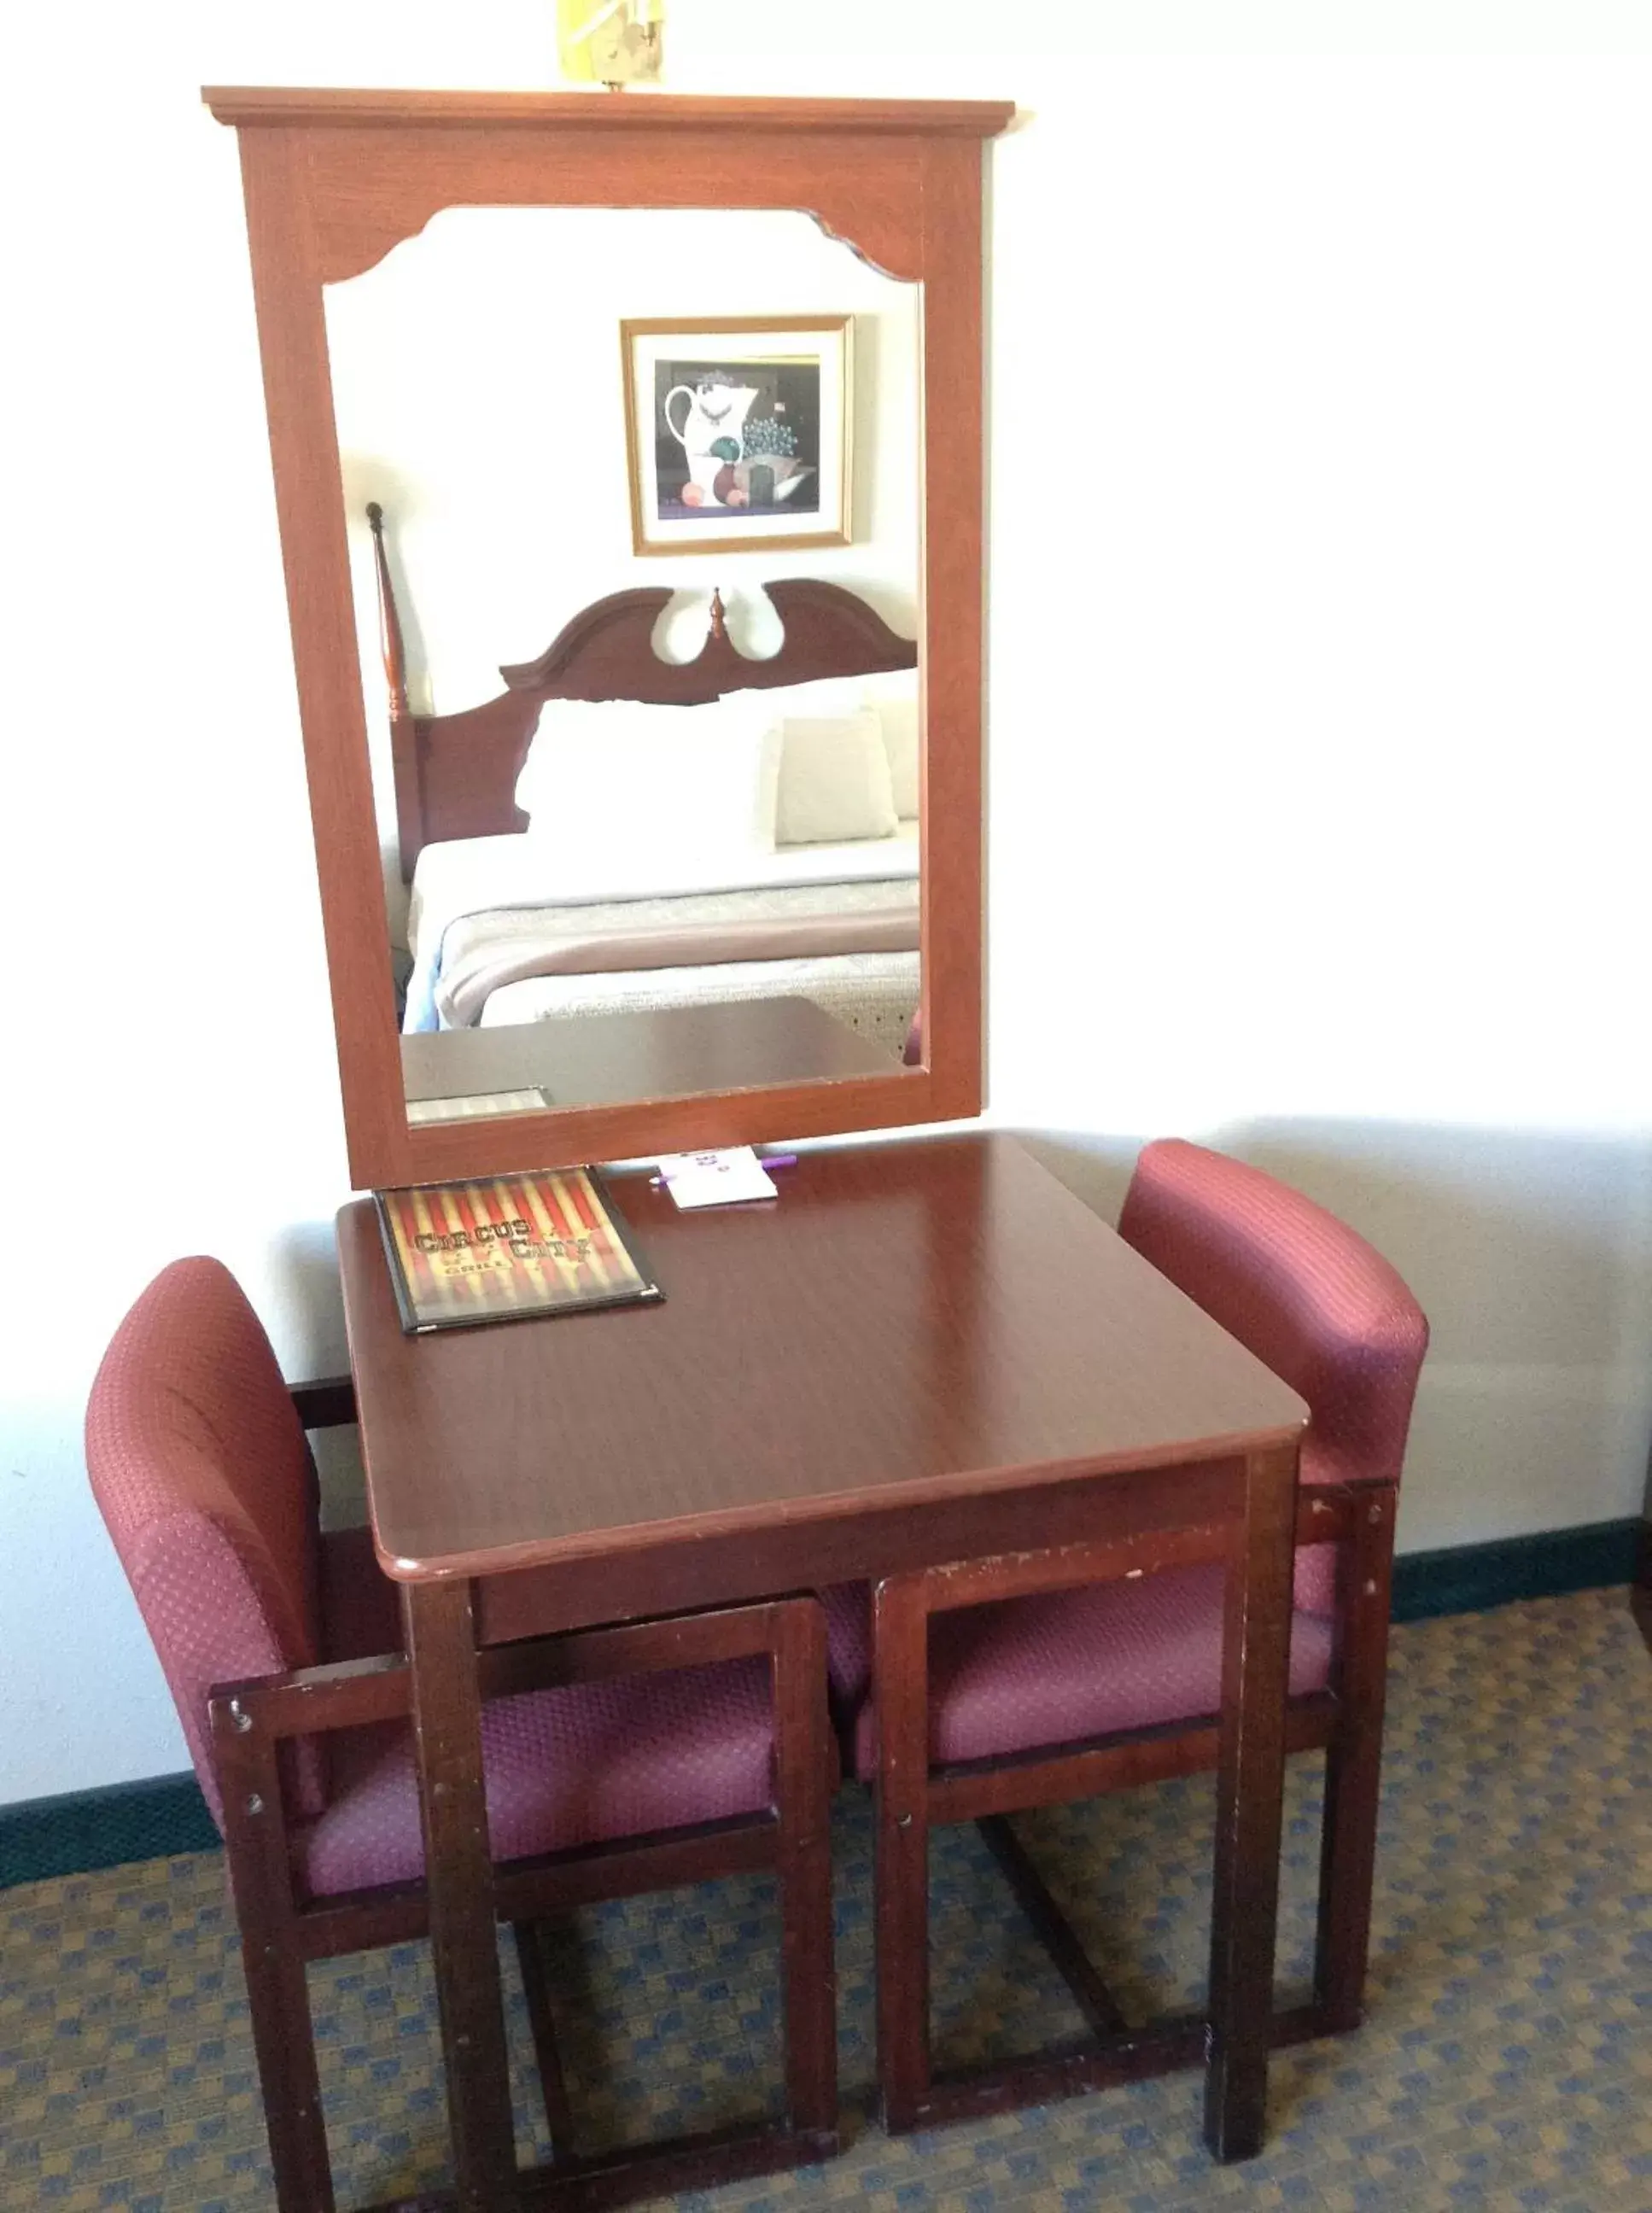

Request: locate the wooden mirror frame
(206, 88), (1013, 1189)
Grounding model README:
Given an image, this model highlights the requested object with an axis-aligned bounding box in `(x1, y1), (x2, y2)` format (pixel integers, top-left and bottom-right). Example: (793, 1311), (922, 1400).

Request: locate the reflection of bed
(368, 510), (921, 1057)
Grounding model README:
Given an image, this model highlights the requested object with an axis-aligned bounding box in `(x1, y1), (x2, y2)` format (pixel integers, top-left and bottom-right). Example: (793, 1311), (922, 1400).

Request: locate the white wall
(5, 0), (1652, 1804)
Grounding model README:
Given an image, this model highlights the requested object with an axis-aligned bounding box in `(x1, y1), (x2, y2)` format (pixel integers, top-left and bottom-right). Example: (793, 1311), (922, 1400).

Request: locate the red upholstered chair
(85, 1258), (837, 2213)
(826, 1138), (1428, 2134)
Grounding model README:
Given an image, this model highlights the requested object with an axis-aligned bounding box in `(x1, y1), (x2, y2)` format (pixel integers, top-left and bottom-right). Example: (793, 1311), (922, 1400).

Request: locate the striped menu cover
(374, 1170), (661, 1334)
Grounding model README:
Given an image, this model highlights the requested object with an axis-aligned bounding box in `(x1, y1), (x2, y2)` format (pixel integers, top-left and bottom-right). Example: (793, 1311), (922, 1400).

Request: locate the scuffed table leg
(404, 1578), (520, 2211)
(1204, 1439), (1299, 2161)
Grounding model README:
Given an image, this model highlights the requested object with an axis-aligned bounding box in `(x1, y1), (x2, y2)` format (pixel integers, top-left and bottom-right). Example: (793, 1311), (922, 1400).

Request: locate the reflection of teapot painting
(662, 371), (814, 510)
(663, 374), (759, 462)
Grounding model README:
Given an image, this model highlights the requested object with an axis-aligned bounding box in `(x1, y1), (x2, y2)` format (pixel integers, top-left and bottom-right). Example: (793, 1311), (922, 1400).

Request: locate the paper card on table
(656, 1147), (779, 1209)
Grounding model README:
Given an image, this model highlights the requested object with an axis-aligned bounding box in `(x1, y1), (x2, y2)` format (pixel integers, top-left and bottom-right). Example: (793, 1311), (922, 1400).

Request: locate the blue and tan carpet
(3, 1587), (1652, 2212)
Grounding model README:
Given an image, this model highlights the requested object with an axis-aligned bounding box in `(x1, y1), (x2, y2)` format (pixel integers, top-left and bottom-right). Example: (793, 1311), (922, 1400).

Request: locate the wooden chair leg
(873, 1574), (933, 2134)
(512, 1921), (577, 2158)
(773, 1599), (839, 2146)
(1314, 1484), (1397, 2032)
(237, 1938), (336, 2213)
(403, 1579), (519, 2213)
(213, 1700), (336, 2213)
(1204, 1441), (1297, 2164)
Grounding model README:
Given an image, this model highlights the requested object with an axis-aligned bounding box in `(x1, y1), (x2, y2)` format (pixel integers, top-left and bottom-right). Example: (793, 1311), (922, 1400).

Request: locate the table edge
(367, 1417), (1308, 1582)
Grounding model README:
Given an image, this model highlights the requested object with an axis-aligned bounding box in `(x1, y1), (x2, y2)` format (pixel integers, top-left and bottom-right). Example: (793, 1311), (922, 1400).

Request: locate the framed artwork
(621, 315), (854, 557)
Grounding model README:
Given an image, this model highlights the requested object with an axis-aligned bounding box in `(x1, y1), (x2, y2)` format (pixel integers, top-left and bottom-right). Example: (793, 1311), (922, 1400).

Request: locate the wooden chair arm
(289, 1376), (357, 1429)
(210, 1652), (409, 1741)
(209, 1595), (827, 1743)
(888, 1490), (1364, 1619)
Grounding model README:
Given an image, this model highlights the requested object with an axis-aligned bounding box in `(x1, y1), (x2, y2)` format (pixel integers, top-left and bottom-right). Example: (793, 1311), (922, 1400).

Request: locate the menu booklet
(375, 1169), (662, 1334)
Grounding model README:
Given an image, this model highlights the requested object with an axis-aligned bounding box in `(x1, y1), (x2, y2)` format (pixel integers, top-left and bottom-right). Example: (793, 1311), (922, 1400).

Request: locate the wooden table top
(400, 996), (905, 1110)
(339, 1135), (1307, 1589)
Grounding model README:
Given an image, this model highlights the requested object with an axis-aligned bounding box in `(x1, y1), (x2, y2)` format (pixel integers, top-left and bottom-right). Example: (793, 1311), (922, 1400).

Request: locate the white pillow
(774, 709), (897, 845)
(725, 669), (921, 820)
(861, 667), (919, 818)
(721, 676), (865, 725)
(513, 697), (779, 860)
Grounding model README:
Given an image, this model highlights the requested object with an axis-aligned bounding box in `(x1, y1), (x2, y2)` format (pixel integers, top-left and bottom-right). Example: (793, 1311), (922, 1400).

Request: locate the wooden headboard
(367, 507), (919, 881)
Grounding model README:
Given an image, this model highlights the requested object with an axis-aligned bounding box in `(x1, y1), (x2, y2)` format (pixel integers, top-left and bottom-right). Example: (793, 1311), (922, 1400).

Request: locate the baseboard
(1388, 1517), (1640, 1623)
(1, 1518), (1641, 1889)
(0, 1771), (217, 1889)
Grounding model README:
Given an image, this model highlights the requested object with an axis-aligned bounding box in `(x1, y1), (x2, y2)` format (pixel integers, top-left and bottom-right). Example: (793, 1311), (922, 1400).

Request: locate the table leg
(404, 1578), (518, 2210)
(1204, 1439), (1299, 2162)
(873, 1574), (933, 2133)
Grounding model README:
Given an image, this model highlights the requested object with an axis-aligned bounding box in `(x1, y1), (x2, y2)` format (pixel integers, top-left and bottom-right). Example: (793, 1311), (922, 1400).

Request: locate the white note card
(656, 1147), (779, 1209)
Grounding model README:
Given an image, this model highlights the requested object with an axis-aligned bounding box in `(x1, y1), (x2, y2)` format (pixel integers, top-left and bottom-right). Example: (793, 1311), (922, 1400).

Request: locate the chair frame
(209, 1382), (838, 2213)
(872, 1476), (1396, 2134)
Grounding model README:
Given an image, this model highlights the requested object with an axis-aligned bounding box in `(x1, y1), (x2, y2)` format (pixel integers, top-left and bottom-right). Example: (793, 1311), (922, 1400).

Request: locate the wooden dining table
(337, 1132), (1309, 2210)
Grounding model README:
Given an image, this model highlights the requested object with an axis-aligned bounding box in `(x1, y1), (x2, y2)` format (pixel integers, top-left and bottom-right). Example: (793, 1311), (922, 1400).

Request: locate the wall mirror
(207, 91), (1012, 1189)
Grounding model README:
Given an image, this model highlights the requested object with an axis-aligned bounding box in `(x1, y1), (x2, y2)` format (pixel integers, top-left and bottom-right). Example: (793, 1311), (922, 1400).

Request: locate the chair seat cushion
(844, 1561), (1334, 1778)
(821, 1436), (1355, 1731)
(297, 1654), (778, 1900)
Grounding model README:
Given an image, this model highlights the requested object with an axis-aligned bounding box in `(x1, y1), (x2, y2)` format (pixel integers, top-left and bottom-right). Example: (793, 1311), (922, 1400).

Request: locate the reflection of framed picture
(621, 315), (854, 557)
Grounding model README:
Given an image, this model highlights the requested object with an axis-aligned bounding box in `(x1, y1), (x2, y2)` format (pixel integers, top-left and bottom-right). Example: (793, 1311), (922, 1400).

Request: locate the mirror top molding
(201, 87), (1017, 139)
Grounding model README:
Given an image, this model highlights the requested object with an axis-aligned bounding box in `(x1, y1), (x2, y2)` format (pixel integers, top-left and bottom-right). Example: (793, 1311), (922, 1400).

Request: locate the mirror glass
(324, 207), (923, 1132)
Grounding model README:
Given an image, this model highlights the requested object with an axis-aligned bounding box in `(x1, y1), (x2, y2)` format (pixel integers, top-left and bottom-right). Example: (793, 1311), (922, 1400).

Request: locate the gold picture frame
(620, 314), (854, 558)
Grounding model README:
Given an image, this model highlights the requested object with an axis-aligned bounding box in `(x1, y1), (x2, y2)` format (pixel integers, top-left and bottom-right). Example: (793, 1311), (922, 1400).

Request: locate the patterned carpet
(3, 1587), (1652, 2213)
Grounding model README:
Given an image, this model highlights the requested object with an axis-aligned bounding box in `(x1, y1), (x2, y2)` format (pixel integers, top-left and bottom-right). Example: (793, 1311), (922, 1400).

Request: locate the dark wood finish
(1314, 1483), (1397, 2030)
(216, 1690), (338, 2211)
(380, 564), (918, 880)
(963, 1830), (1393, 2089)
(480, 1457), (1249, 1644)
(1634, 1518), (1652, 1650)
(860, 1469), (1314, 2154)
(837, 1474), (1384, 2144)
(909, 2001), (1334, 2135)
(402, 995), (904, 1111)
(499, 575), (916, 695)
(512, 1922), (576, 2156)
(336, 1134), (1311, 2179)
(1204, 1442), (1299, 2160)
(770, 1596), (838, 2139)
(330, 2121), (840, 2213)
(207, 1594), (838, 2213)
(405, 1578), (519, 2211)
(929, 1693), (1336, 1828)
(872, 1571), (931, 2134)
(340, 1138), (1305, 1585)
(206, 91), (1008, 1187)
(476, 1466), (1350, 1651)
(288, 1375), (356, 1429)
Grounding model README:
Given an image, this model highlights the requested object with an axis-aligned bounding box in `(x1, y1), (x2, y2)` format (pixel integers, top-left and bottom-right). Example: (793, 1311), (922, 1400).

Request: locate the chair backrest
(85, 1258), (324, 1831)
(1118, 1140), (1429, 1491)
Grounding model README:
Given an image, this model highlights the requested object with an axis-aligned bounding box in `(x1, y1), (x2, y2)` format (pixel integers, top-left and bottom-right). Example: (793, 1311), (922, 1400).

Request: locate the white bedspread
(404, 825), (920, 1035)
(407, 824), (919, 965)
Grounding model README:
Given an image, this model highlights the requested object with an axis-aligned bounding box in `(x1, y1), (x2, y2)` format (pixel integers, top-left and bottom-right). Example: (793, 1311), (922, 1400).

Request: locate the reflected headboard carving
(369, 509), (918, 881)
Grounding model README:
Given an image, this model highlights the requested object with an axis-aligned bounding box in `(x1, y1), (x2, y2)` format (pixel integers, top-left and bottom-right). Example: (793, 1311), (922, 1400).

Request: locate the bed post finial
(709, 587), (727, 642)
(366, 503), (412, 724)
